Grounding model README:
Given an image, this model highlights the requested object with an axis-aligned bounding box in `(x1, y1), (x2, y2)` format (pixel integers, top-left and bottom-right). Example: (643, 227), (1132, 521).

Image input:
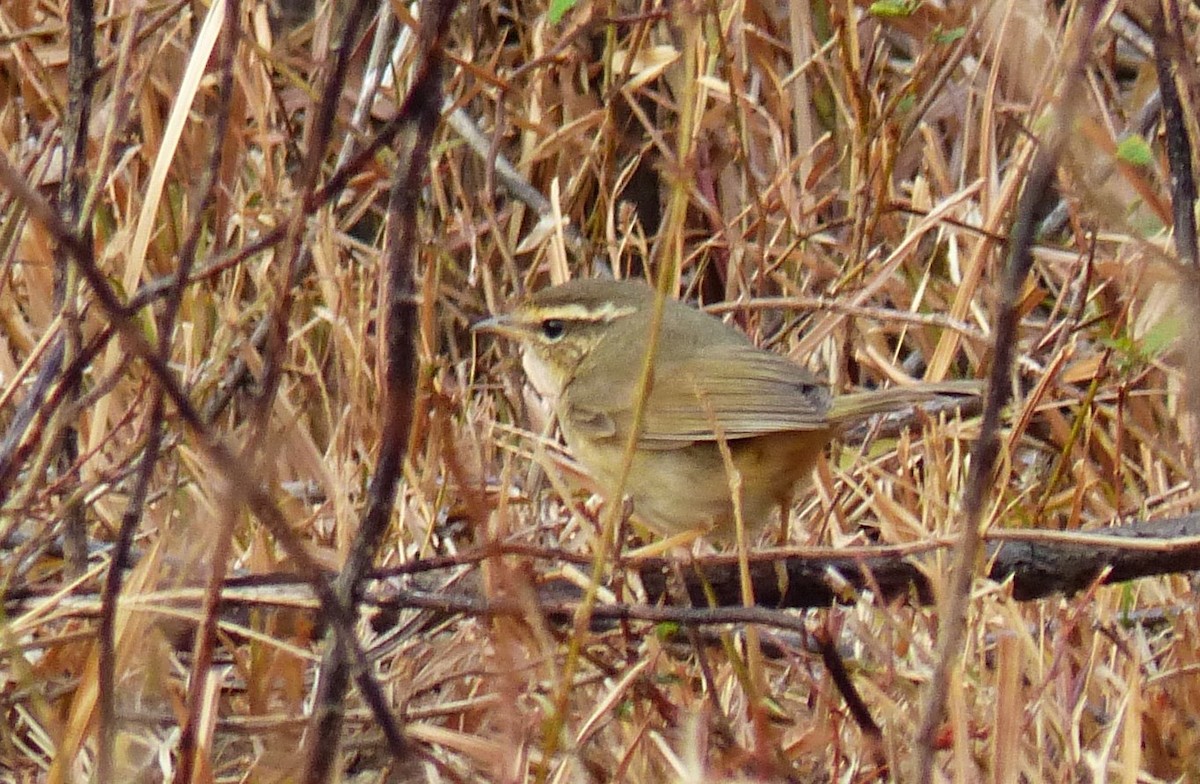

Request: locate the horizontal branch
(637, 513), (1200, 609)
(10, 515), (1200, 637)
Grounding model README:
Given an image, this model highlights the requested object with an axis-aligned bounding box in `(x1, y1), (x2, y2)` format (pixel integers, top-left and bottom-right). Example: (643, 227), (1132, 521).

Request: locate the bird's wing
(565, 343), (831, 447)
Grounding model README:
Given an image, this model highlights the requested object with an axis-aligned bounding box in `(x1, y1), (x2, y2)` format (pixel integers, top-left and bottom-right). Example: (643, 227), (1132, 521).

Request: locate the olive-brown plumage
(476, 278), (962, 539)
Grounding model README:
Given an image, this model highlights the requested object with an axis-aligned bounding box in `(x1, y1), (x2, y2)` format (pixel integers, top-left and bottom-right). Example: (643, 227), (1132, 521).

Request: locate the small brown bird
(476, 278), (969, 541)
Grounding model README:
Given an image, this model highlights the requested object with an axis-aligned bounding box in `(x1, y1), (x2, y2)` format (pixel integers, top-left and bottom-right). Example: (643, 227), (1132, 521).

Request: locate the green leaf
(935, 26), (966, 44)
(653, 621), (681, 640)
(1139, 314), (1180, 358)
(1118, 582), (1135, 622)
(1116, 134), (1154, 167)
(869, 0), (918, 18)
(548, 0), (578, 24)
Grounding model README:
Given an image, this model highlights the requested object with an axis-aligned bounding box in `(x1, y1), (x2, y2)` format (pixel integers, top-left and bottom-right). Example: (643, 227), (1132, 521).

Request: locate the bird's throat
(521, 349), (566, 402)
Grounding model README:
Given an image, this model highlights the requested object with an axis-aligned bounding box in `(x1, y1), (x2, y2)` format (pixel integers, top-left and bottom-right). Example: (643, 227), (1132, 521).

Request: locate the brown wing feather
(641, 346), (831, 442)
(564, 342), (831, 447)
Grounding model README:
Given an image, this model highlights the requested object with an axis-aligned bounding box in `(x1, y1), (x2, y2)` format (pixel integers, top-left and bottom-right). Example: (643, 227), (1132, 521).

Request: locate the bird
(475, 277), (971, 541)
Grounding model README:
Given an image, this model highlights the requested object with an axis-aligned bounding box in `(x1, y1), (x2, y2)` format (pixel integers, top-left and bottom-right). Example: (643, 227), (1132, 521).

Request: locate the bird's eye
(540, 319), (566, 341)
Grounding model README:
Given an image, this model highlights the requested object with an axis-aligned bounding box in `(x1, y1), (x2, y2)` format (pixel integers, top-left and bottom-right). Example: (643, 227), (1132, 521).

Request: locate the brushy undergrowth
(3, 0), (1200, 781)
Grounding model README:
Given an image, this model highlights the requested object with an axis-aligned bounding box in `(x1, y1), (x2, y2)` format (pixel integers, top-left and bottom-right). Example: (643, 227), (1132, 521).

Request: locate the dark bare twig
(0, 130), (408, 784)
(815, 622), (887, 778)
(54, 0), (95, 580)
(0, 337), (66, 502)
(13, 515), (1200, 631)
(1153, 0), (1200, 486)
(260, 0), (375, 426)
(303, 1), (460, 780)
(638, 515), (1200, 609)
(164, 3), (239, 781)
(0, 4), (148, 506)
(1153, 1), (1198, 269)
(898, 11), (986, 145)
(0, 7), (97, 578)
(196, 34), (450, 425)
(911, 3), (1104, 777)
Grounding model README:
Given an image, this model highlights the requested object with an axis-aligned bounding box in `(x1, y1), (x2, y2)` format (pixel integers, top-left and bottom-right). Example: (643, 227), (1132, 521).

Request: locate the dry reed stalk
(1, 0), (1199, 780)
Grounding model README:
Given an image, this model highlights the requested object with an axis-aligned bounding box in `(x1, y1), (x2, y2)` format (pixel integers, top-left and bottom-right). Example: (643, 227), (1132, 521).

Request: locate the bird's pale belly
(564, 428), (829, 539)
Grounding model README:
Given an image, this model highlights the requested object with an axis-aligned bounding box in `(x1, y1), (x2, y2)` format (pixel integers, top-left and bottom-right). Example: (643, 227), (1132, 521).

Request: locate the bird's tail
(828, 380), (983, 424)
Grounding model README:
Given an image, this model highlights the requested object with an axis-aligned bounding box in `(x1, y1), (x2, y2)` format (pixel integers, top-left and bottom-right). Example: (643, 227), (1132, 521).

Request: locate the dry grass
(3, 0), (1200, 781)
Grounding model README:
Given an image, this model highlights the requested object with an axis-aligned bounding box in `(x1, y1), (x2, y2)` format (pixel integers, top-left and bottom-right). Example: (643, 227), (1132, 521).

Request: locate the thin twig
(912, 3), (1103, 777)
(303, 1), (459, 780)
(0, 127), (407, 784)
(166, 2), (240, 780)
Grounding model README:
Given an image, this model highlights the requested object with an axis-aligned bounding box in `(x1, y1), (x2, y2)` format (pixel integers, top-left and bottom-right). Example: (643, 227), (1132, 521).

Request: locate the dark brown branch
(1153, 1), (1198, 268)
(303, 1), (460, 781)
(361, 515), (1200, 627)
(815, 623), (887, 778)
(636, 514), (1200, 610)
(0, 104), (410, 784)
(55, 0), (95, 580)
(912, 5), (1104, 776)
(1153, 0), (1200, 486)
(14, 515), (1200, 627)
(167, 3), (241, 781)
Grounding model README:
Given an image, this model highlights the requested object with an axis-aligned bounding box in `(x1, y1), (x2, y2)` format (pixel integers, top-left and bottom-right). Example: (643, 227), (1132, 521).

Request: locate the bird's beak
(472, 313), (523, 340)
(471, 315), (500, 333)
